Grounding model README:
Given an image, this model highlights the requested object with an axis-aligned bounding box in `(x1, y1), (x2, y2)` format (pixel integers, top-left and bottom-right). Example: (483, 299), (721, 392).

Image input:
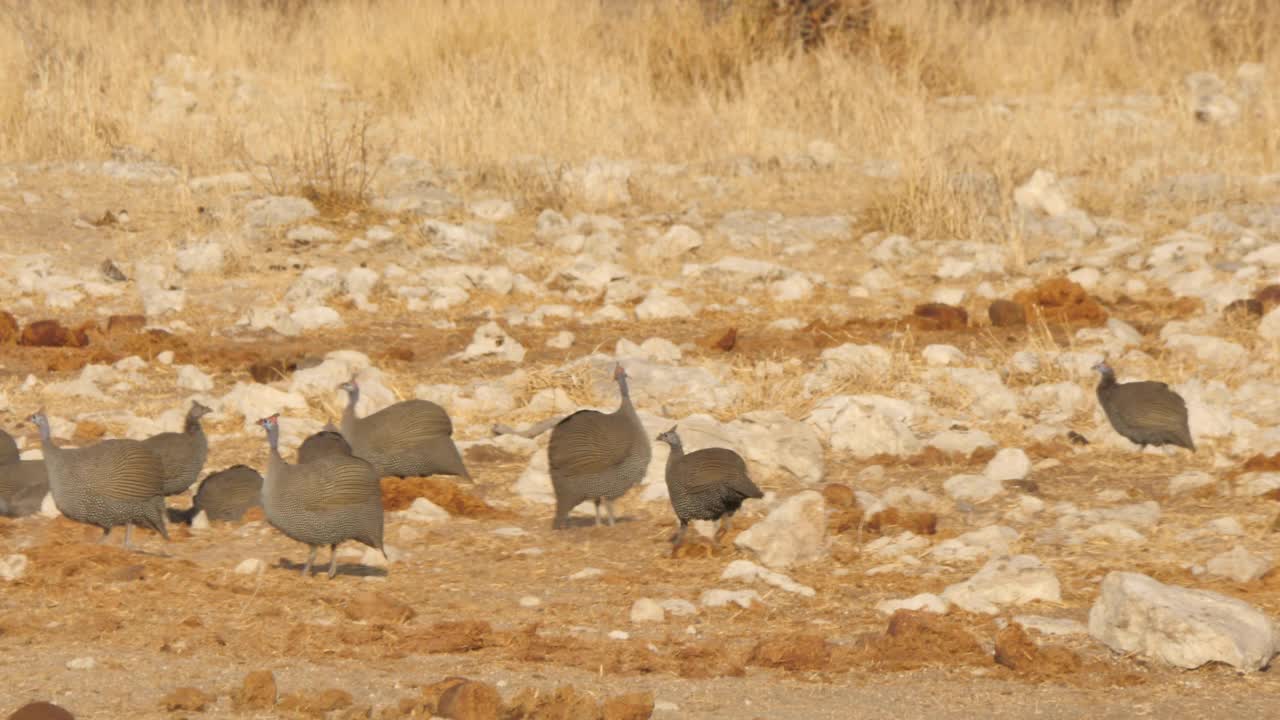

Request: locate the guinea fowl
(29, 409), (168, 549)
(339, 378), (470, 481)
(257, 414), (385, 579)
(548, 363), (652, 529)
(297, 426), (353, 464)
(169, 465), (263, 524)
(0, 427), (49, 518)
(140, 400), (212, 496)
(1093, 360), (1195, 451)
(656, 426), (763, 547)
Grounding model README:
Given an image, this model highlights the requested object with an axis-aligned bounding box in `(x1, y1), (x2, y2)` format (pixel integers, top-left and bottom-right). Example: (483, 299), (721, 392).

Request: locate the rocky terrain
(4, 1), (1280, 718)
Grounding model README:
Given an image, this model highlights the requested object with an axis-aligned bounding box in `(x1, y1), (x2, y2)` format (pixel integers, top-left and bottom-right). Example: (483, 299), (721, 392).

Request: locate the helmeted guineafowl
(548, 363), (652, 529)
(139, 400), (211, 496)
(656, 426), (763, 547)
(339, 378), (470, 481)
(0, 427), (48, 518)
(30, 409), (168, 550)
(1093, 360), (1195, 451)
(257, 414), (385, 579)
(170, 465), (263, 524)
(297, 426), (353, 464)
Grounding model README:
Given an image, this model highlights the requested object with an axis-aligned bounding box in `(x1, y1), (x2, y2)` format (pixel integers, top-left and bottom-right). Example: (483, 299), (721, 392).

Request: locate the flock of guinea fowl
(0, 356), (1195, 579)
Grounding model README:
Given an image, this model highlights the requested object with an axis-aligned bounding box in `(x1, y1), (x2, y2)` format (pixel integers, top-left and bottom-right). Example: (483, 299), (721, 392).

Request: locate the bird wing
(548, 410), (633, 477)
(361, 401), (454, 441)
(89, 440), (165, 500)
(303, 457), (382, 510)
(682, 449), (761, 498)
(1111, 382), (1189, 429)
(139, 432), (190, 472)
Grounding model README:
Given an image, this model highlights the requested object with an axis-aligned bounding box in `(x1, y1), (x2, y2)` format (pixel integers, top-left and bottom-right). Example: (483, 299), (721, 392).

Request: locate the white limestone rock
(941, 555), (1062, 615)
(454, 322), (526, 363)
(805, 395), (921, 459)
(985, 448), (1031, 482)
(244, 195), (317, 229)
(176, 364), (214, 392)
(733, 491), (825, 570)
(1206, 546), (1273, 583)
(875, 593), (948, 615)
(943, 473), (1004, 504)
(1088, 571), (1279, 671)
(721, 559), (816, 597)
(630, 598), (666, 623)
(0, 554), (28, 582)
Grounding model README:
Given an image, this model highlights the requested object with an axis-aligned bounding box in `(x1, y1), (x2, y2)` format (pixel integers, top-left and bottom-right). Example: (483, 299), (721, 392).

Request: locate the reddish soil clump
(1256, 283), (1280, 310)
(233, 670), (278, 710)
(821, 482), (856, 508)
(19, 319), (89, 348)
(0, 311), (19, 343)
(987, 299), (1026, 327)
(993, 624), (1083, 678)
(1012, 277), (1107, 326)
(341, 591), (416, 625)
(401, 620), (492, 654)
(159, 687), (213, 712)
(8, 702), (76, 720)
(380, 476), (516, 519)
(713, 327), (737, 351)
(1224, 298), (1263, 320)
(852, 611), (990, 671)
(436, 679), (502, 720)
(603, 692), (655, 720)
(910, 303), (968, 331)
(866, 507), (938, 535)
(749, 634), (831, 671)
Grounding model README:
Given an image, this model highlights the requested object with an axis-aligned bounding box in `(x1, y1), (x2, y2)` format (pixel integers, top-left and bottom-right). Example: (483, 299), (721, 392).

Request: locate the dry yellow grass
(1, 0), (1275, 185)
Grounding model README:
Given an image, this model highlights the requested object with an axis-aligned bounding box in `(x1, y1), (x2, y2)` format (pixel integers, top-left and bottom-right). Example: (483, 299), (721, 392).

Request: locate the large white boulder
(1088, 571), (1280, 671)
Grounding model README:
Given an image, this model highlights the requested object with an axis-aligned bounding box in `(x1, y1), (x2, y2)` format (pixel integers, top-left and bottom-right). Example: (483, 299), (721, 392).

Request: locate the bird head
(1091, 359), (1114, 376)
(27, 409), (48, 430)
(190, 401), (213, 418)
(656, 425), (680, 446)
(613, 363), (627, 381)
(256, 414), (280, 431)
(338, 377), (359, 394)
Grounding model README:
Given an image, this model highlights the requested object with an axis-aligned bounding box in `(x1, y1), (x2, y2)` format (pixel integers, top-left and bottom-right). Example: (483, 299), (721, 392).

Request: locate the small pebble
(519, 595), (541, 608)
(66, 656), (96, 670)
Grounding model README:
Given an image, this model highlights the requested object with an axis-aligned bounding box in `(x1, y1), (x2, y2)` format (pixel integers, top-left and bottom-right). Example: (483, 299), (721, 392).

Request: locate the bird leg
(670, 520), (688, 547)
(97, 527), (112, 545)
(604, 500), (617, 527)
(327, 543), (339, 580)
(123, 524), (134, 551)
(593, 499), (603, 526)
(302, 546), (318, 577)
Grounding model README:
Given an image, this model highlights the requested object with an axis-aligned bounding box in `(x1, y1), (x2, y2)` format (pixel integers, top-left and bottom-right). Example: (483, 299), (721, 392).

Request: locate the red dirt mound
(1012, 277), (1107, 326)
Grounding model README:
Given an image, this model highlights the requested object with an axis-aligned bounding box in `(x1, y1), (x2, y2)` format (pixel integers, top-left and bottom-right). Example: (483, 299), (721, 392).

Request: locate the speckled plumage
(1094, 361), (1195, 451)
(140, 401), (211, 496)
(657, 427), (762, 546)
(31, 410), (168, 549)
(297, 428), (353, 464)
(187, 465), (263, 522)
(548, 364), (652, 529)
(258, 414), (385, 579)
(0, 427), (48, 518)
(340, 381), (470, 481)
